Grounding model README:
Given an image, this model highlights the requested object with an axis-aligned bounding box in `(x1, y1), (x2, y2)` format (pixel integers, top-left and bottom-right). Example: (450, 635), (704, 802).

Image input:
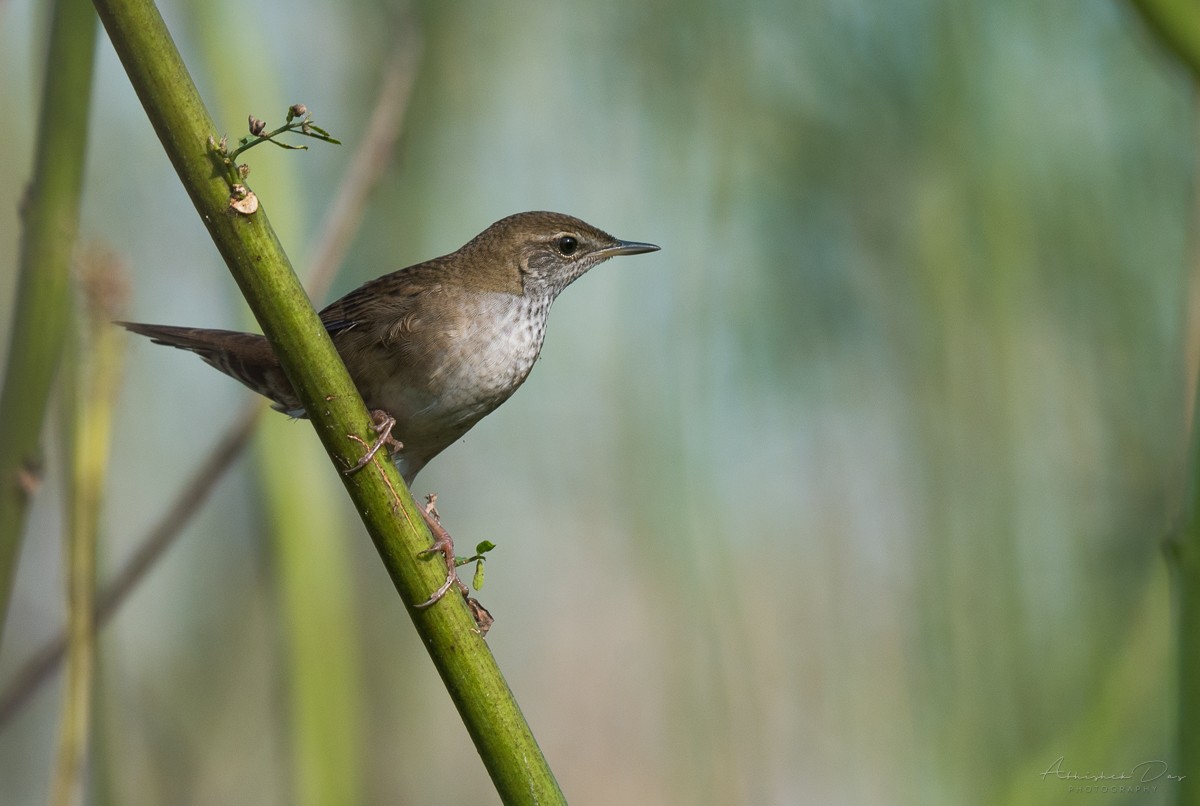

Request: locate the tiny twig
(229, 105), (341, 162)
(208, 104), (342, 194)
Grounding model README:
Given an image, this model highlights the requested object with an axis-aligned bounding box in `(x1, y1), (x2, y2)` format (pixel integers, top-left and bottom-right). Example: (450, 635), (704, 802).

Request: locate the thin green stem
(1175, 382), (1200, 806)
(229, 117), (341, 161)
(213, 111), (342, 185)
(50, 252), (127, 806)
(1127, 7), (1200, 804)
(1124, 10), (1200, 804)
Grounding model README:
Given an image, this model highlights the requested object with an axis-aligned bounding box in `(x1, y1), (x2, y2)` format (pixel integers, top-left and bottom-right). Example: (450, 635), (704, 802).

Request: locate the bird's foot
(343, 409), (403, 474)
(414, 494), (468, 608)
(413, 495), (493, 633)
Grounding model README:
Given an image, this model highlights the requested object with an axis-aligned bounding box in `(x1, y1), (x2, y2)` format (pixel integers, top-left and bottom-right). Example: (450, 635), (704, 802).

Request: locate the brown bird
(121, 211), (659, 603)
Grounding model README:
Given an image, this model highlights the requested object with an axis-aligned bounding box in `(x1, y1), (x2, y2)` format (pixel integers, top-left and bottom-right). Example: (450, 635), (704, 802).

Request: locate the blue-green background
(0, 1), (1190, 803)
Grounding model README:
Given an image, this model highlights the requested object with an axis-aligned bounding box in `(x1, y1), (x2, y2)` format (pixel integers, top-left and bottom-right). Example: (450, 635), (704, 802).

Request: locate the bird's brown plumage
(121, 211), (659, 482)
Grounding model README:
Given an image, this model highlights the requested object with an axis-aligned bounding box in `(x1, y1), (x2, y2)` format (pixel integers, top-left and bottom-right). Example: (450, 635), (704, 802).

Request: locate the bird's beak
(597, 239), (661, 258)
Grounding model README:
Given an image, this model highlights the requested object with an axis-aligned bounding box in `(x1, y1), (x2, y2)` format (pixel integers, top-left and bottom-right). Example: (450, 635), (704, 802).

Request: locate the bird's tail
(118, 322), (304, 415)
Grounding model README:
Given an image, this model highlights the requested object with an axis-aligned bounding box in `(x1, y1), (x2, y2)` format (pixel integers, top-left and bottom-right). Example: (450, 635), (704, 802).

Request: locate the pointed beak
(597, 239), (660, 258)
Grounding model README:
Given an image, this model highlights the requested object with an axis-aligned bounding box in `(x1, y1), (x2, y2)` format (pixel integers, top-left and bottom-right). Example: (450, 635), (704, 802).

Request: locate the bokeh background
(0, 0), (1193, 804)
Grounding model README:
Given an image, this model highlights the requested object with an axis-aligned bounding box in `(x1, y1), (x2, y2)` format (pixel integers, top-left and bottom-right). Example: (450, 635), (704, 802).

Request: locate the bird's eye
(556, 236), (578, 256)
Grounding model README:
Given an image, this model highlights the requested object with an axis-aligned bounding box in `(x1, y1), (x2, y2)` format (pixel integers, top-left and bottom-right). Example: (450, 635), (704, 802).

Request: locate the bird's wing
(320, 263), (445, 349)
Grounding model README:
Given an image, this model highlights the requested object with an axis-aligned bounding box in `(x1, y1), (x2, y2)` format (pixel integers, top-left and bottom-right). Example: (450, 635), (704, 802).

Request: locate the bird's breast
(373, 292), (549, 427)
(345, 292), (552, 474)
(436, 293), (548, 401)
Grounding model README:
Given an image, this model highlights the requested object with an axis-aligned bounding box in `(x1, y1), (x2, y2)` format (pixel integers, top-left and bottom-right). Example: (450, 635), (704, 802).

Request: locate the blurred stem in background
(1128, 1), (1200, 801)
(51, 249), (128, 806)
(185, 0), (365, 799)
(1131, 0), (1200, 82)
(0, 0), (97, 641)
(1176, 386), (1200, 803)
(184, 7), (422, 800)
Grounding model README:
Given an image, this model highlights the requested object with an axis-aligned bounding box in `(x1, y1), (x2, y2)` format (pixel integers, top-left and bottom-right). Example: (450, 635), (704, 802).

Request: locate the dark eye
(556, 236), (578, 256)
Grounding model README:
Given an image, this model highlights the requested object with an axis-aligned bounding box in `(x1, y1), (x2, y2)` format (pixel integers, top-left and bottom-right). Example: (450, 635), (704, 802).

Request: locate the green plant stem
(1128, 6), (1200, 801)
(1176, 377), (1200, 805)
(1129, 0), (1200, 80)
(90, 0), (565, 801)
(51, 274), (126, 806)
(50, 341), (91, 806)
(228, 118), (340, 162)
(0, 0), (98, 642)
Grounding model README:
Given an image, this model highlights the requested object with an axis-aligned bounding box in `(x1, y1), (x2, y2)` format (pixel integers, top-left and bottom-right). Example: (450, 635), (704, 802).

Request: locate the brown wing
(318, 259), (451, 360)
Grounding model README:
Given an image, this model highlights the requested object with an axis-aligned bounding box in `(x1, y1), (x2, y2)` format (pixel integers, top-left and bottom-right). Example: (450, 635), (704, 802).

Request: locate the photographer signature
(1040, 756), (1185, 783)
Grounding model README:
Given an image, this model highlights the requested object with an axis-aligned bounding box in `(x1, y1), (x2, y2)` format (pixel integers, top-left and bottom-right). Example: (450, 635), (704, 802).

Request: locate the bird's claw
(413, 496), (469, 608)
(343, 409), (403, 474)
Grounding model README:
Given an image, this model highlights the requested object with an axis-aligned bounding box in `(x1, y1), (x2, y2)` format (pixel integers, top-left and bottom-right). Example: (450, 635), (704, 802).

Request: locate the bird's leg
(343, 409), (404, 474)
(414, 496), (493, 632)
(414, 494), (469, 608)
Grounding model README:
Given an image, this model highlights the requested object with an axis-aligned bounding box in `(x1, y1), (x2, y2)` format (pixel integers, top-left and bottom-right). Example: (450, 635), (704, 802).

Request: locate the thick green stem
(90, 0), (564, 801)
(0, 0), (98, 641)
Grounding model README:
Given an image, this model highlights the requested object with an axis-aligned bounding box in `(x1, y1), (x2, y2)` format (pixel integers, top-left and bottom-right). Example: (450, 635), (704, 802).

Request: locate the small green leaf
(475, 540), (496, 554)
(472, 560), (485, 590)
(266, 138), (307, 151)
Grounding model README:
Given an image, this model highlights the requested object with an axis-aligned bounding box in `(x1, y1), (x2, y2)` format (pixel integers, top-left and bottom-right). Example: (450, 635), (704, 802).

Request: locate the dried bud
(238, 163), (250, 178)
(466, 597), (493, 636)
(288, 103), (307, 120)
(218, 134), (228, 151)
(229, 186), (259, 215)
(248, 115), (266, 136)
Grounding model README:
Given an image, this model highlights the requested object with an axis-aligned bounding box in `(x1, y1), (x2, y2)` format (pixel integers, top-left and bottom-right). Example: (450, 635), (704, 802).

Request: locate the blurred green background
(0, 0), (1193, 803)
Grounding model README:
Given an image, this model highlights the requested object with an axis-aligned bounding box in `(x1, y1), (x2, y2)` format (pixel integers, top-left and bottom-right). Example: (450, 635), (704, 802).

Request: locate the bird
(120, 211), (659, 607)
